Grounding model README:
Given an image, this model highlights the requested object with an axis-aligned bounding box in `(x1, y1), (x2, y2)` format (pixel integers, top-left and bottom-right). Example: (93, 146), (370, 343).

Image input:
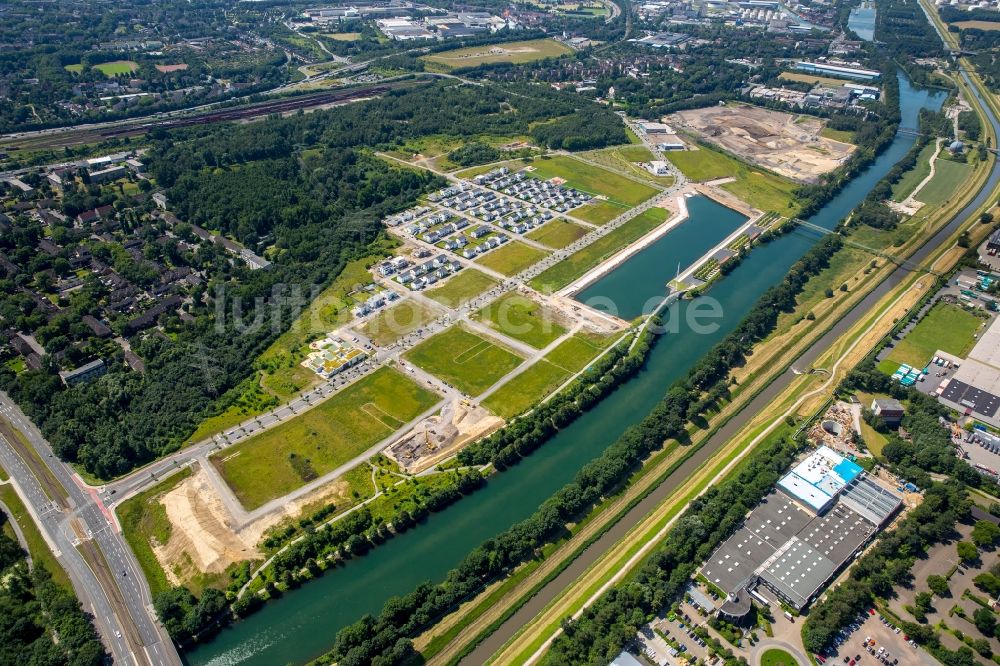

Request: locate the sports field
(422, 39), (573, 70)
(915, 158), (973, 206)
(526, 219), (590, 248)
(665, 147), (798, 214)
(529, 207), (668, 293)
(482, 333), (615, 418)
(359, 299), (442, 346)
(528, 155), (659, 207)
(476, 241), (550, 275)
(425, 269), (498, 307)
(883, 302), (984, 369)
(473, 292), (568, 349)
(211, 367), (440, 509)
(403, 325), (525, 396)
(94, 60), (139, 76)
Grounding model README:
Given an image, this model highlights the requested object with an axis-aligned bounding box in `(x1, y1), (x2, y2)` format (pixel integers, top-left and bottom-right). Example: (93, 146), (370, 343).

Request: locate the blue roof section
(834, 459), (863, 483)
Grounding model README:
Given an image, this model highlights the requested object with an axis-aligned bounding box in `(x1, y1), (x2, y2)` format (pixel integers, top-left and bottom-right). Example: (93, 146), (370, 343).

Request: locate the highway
(0, 394), (181, 666)
(459, 68), (1000, 666)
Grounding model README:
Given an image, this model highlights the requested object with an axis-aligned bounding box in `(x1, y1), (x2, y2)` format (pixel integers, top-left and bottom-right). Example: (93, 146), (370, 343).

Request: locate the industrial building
(938, 315), (1000, 428)
(795, 60), (881, 81)
(700, 446), (900, 616)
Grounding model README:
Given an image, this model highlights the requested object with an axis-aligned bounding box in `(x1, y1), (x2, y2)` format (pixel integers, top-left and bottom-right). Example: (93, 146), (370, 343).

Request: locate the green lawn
(424, 269), (499, 308)
(665, 147), (798, 214)
(403, 325), (524, 396)
(530, 207), (668, 294)
(117, 469), (193, 596)
(527, 155), (659, 207)
(526, 219), (590, 249)
(0, 483), (70, 589)
(761, 647), (800, 666)
(573, 200), (630, 225)
(64, 63), (83, 73)
(915, 158), (973, 206)
(476, 241), (550, 276)
(482, 332), (615, 418)
(212, 367), (440, 509)
(359, 299), (442, 346)
(884, 302), (984, 369)
(482, 360), (569, 419)
(94, 60), (139, 76)
(473, 292), (568, 349)
(892, 142), (937, 201)
(820, 127), (856, 144)
(421, 38), (573, 71)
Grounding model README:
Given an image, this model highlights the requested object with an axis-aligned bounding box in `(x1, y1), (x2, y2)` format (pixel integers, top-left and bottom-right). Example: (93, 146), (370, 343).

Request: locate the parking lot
(817, 609), (936, 666)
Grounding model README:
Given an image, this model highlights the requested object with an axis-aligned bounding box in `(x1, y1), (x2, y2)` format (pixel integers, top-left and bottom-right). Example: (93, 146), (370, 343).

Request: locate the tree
(973, 606), (996, 638)
(926, 574), (950, 597)
(915, 591), (933, 612)
(957, 541), (979, 564)
(971, 520), (1000, 549)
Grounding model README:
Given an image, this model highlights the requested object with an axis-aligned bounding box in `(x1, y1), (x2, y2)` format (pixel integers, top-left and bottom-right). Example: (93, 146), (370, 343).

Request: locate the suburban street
(0, 394), (181, 666)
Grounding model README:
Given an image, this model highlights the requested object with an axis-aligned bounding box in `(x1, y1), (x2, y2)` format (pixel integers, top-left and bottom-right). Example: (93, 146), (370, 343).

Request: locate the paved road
(0, 395), (180, 666)
(460, 70), (1000, 666)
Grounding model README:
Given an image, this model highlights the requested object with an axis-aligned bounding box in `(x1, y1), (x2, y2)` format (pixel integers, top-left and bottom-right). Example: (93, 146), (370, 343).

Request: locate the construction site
(669, 104), (856, 183)
(385, 398), (503, 473)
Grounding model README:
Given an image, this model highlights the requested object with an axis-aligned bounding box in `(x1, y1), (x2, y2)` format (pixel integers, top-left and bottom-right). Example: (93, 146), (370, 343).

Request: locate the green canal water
(577, 195), (748, 320)
(184, 74), (945, 666)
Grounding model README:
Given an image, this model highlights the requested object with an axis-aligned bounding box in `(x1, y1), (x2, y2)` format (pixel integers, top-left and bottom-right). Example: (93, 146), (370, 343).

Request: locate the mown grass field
(526, 219), (590, 249)
(760, 648), (798, 666)
(404, 325), (524, 396)
(0, 482), (70, 589)
(359, 299), (441, 346)
(212, 367), (439, 509)
(573, 200), (630, 225)
(883, 302), (984, 369)
(473, 292), (568, 349)
(529, 207), (668, 293)
(421, 38), (573, 71)
(779, 71), (849, 86)
(476, 241), (549, 275)
(891, 141), (936, 201)
(94, 60), (139, 76)
(117, 468), (193, 596)
(580, 145), (675, 187)
(482, 333), (615, 418)
(820, 127), (856, 144)
(916, 158), (973, 206)
(425, 269), (498, 307)
(527, 155), (659, 207)
(665, 147), (798, 214)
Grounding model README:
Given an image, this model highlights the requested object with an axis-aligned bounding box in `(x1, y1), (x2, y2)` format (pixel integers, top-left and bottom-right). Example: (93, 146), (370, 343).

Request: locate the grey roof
(839, 476), (902, 526)
(940, 378), (1000, 419)
(712, 248), (737, 263)
(873, 398), (904, 412)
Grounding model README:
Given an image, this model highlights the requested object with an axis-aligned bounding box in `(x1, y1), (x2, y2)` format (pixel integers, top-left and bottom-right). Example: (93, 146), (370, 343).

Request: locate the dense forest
(0, 511), (105, 665)
(0, 81), (628, 479)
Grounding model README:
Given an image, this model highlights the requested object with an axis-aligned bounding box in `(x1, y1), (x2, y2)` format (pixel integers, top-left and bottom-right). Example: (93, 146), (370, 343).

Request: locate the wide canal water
(184, 74), (945, 666)
(577, 195), (748, 320)
(848, 2), (877, 41)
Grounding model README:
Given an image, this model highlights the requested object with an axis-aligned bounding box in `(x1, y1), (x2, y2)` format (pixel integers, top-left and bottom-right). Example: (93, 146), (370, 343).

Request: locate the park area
(473, 292), (569, 349)
(403, 324), (525, 396)
(483, 333), (616, 418)
(669, 105), (854, 184)
(421, 38), (573, 71)
(210, 367), (440, 509)
(879, 302), (985, 372)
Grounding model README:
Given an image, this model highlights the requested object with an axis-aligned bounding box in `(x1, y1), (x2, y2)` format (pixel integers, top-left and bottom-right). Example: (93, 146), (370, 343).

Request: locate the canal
(577, 195), (748, 320)
(183, 73), (945, 666)
(848, 1), (877, 41)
